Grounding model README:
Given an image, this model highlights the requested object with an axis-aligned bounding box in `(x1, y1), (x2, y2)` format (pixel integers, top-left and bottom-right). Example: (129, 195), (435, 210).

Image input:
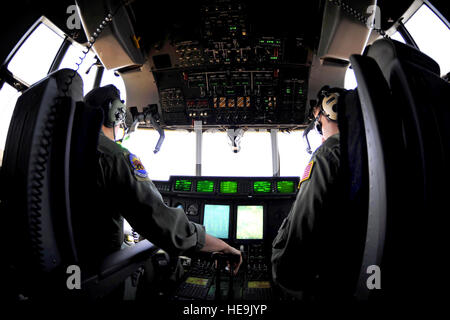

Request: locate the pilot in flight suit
(271, 86), (345, 300)
(83, 85), (241, 270)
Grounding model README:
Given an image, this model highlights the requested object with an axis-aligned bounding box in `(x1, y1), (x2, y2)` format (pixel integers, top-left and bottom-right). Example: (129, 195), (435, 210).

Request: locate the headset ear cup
(322, 93), (339, 121)
(109, 99), (127, 127)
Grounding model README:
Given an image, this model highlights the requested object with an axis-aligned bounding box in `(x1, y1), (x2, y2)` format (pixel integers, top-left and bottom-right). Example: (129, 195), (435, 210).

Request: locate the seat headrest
(366, 38), (440, 76)
(28, 68), (84, 101)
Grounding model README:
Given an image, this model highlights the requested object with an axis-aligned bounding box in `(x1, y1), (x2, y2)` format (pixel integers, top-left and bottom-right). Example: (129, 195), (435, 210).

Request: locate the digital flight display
(174, 179), (192, 192)
(197, 180), (214, 193)
(277, 180), (295, 193)
(219, 181), (238, 194)
(253, 181), (271, 193)
(236, 205), (264, 240)
(203, 204), (230, 239)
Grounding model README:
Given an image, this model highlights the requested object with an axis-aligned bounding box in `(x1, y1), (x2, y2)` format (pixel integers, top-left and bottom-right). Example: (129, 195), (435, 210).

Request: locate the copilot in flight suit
(83, 85), (206, 259)
(271, 87), (346, 299)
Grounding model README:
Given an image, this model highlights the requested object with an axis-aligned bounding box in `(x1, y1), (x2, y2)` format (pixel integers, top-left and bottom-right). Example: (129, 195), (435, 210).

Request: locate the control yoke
(128, 104), (165, 153)
(211, 252), (240, 301)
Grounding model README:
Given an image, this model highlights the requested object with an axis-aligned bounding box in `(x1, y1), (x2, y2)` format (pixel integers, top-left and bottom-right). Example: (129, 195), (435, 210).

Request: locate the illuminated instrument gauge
(196, 180), (214, 192)
(219, 181), (238, 194)
(174, 179), (192, 192)
(253, 181), (272, 193)
(277, 180), (295, 193)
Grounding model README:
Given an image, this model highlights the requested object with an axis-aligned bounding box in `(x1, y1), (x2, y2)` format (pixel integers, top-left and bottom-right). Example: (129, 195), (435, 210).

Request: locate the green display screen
(196, 180), (214, 193)
(174, 180), (192, 192)
(277, 181), (295, 193)
(253, 181), (272, 193)
(220, 181), (238, 194)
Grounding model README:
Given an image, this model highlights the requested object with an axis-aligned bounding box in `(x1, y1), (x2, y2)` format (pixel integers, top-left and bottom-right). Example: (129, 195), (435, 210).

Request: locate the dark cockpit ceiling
(129, 1), (323, 54)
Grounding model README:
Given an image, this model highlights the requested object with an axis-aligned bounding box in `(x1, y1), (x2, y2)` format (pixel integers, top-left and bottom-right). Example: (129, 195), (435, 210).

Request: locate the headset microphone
(303, 121), (315, 154)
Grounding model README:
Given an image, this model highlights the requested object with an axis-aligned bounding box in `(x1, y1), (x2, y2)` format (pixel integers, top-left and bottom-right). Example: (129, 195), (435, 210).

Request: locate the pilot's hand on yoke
(201, 233), (242, 275)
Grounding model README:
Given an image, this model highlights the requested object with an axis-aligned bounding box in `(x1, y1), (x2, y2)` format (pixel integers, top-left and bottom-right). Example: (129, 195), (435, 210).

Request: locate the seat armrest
(98, 240), (159, 279)
(81, 240), (160, 299)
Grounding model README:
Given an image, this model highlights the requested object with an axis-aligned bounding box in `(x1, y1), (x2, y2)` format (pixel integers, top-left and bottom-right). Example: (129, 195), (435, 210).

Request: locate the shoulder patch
(298, 160), (314, 189)
(128, 153), (149, 180)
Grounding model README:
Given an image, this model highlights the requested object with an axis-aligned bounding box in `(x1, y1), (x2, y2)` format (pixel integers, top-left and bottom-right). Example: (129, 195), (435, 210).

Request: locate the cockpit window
(390, 31), (406, 44)
(122, 129), (322, 179)
(202, 130), (272, 177)
(405, 4), (450, 76)
(0, 84), (21, 165)
(101, 69), (127, 103)
(58, 44), (98, 96)
(7, 23), (64, 85)
(58, 42), (126, 100)
(344, 66), (357, 90)
(278, 130), (322, 176)
(122, 129), (196, 181)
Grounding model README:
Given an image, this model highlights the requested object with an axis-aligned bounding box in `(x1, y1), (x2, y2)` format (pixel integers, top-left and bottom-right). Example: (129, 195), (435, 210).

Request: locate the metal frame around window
(1, 16), (68, 91)
(193, 128), (281, 177)
(386, 0), (450, 50)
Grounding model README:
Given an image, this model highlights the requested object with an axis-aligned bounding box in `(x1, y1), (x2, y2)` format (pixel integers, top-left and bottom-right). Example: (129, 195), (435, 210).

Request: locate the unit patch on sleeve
(128, 153), (149, 181)
(298, 160), (314, 189)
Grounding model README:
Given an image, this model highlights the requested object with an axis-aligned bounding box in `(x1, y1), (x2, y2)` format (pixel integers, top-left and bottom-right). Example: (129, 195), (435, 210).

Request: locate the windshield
(405, 4), (450, 76)
(122, 129), (322, 180)
(278, 130), (322, 176)
(202, 130), (272, 177)
(7, 23), (64, 85)
(122, 129), (196, 181)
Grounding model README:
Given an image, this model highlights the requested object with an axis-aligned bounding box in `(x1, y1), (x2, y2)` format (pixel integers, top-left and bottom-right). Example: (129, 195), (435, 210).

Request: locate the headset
(317, 85), (340, 120)
(314, 86), (342, 134)
(320, 92), (339, 121)
(103, 98), (127, 128)
(303, 86), (344, 153)
(84, 84), (128, 141)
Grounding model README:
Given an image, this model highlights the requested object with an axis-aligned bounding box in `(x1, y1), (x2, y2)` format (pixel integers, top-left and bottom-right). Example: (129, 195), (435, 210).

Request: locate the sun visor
(317, 0), (376, 62)
(76, 0), (145, 70)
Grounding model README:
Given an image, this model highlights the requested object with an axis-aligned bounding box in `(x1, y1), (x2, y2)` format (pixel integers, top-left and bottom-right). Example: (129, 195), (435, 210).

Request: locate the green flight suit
(94, 132), (206, 257)
(271, 133), (341, 299)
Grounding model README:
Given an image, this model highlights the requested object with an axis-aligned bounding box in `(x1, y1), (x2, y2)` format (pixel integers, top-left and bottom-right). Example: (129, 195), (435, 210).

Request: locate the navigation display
(197, 180), (214, 193)
(236, 205), (264, 240)
(253, 181), (271, 193)
(219, 181), (238, 193)
(174, 179), (192, 191)
(203, 204), (230, 239)
(277, 180), (295, 193)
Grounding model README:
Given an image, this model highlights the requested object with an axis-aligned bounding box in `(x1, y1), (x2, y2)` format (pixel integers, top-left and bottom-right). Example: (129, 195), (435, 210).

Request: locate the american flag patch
(298, 160), (314, 189)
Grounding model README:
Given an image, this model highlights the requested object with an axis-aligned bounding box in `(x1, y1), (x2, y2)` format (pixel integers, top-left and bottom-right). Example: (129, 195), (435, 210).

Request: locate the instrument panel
(154, 176), (299, 197)
(144, 0), (312, 129)
(153, 175), (298, 248)
(154, 175), (299, 301)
